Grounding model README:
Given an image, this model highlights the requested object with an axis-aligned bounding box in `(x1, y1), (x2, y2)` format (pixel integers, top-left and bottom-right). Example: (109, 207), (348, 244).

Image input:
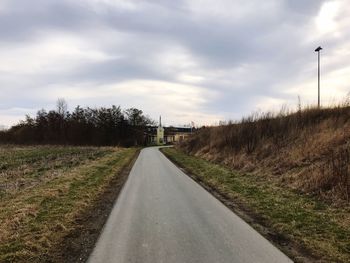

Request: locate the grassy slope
(162, 147), (350, 263)
(181, 106), (350, 203)
(0, 146), (137, 262)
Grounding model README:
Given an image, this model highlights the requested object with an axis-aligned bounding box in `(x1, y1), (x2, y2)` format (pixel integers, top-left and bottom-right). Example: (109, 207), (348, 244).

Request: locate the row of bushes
(0, 100), (154, 146)
(184, 105), (350, 154)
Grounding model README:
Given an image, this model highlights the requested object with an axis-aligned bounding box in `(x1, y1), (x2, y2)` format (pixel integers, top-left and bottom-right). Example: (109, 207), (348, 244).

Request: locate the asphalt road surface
(88, 147), (293, 263)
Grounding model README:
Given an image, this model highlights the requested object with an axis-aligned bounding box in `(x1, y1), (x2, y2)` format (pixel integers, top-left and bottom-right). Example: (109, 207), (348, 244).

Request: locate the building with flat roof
(145, 116), (193, 145)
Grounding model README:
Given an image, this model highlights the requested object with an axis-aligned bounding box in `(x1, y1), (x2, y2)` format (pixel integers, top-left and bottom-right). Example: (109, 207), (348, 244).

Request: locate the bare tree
(57, 98), (68, 118)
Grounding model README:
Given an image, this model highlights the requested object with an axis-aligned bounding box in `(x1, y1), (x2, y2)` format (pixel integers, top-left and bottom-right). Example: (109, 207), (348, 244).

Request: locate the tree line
(0, 99), (154, 146)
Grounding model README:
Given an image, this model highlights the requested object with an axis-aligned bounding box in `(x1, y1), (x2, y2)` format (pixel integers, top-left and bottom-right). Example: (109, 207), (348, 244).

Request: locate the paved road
(88, 147), (293, 263)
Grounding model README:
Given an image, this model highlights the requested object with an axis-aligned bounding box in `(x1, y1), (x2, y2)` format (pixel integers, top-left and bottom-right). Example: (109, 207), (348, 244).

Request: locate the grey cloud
(0, 0), (95, 41)
(285, 0), (324, 15)
(0, 0), (347, 126)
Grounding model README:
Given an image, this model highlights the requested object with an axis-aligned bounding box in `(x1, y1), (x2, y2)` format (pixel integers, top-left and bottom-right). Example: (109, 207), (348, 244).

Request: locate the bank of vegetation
(162, 147), (350, 263)
(164, 103), (350, 262)
(181, 104), (350, 203)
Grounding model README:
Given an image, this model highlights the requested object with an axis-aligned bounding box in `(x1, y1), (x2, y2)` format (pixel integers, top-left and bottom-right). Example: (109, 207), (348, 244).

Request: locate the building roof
(145, 126), (192, 135)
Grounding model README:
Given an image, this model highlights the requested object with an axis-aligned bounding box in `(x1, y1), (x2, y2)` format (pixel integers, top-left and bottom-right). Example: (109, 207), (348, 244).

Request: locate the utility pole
(315, 46), (322, 108)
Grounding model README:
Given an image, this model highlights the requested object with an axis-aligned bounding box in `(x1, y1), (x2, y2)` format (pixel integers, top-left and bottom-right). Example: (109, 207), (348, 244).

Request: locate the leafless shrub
(180, 102), (350, 202)
(183, 104), (350, 154)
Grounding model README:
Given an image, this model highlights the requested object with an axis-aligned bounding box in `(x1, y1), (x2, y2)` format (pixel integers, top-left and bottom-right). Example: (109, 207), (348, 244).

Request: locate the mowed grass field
(0, 145), (137, 262)
(162, 147), (350, 263)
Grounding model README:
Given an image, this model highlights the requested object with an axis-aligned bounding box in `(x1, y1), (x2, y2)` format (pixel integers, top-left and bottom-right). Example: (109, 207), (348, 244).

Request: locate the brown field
(0, 145), (138, 262)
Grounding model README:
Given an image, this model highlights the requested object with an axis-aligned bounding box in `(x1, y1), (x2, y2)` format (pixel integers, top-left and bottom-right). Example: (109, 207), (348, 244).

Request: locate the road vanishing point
(88, 147), (293, 263)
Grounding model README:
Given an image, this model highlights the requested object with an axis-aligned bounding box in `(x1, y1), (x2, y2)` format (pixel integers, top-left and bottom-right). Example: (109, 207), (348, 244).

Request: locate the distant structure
(146, 116), (193, 145)
(156, 116), (165, 145)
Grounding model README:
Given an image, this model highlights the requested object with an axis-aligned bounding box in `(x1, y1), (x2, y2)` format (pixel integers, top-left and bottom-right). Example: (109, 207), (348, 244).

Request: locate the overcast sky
(1, 0), (350, 127)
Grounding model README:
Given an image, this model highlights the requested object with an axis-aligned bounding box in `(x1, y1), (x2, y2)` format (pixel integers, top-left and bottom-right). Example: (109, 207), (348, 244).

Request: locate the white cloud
(254, 97), (289, 113)
(315, 1), (340, 35)
(0, 107), (37, 126)
(0, 32), (115, 75)
(177, 73), (204, 84)
(84, 0), (138, 12)
(39, 79), (222, 126)
(155, 46), (198, 72)
(0, 0), (10, 13)
(186, 0), (281, 22)
(283, 60), (350, 108)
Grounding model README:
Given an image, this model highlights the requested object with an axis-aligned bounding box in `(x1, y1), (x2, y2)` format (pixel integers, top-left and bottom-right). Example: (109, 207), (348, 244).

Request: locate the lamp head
(315, 46), (322, 52)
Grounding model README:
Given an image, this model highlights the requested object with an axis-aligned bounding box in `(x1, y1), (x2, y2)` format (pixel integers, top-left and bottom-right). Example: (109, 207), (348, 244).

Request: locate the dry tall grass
(180, 104), (350, 203)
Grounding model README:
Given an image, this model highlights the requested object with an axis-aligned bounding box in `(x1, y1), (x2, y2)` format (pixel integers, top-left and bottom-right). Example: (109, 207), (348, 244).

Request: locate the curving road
(88, 147), (293, 263)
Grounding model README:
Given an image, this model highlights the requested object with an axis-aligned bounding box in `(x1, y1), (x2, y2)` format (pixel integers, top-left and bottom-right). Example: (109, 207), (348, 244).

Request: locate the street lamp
(315, 46), (322, 108)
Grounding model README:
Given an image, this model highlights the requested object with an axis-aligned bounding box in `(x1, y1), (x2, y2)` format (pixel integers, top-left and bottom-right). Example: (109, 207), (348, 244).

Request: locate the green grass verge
(0, 146), (138, 262)
(161, 147), (350, 263)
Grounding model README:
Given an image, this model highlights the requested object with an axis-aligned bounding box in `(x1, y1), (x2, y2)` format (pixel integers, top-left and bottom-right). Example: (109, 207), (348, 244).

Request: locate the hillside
(179, 105), (350, 203)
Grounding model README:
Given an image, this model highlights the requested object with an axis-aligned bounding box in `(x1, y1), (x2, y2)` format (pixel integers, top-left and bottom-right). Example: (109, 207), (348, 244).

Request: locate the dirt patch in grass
(161, 147), (350, 263)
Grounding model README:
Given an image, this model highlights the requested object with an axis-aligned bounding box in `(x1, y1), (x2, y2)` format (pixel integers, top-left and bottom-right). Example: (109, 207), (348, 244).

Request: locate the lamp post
(315, 46), (322, 108)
